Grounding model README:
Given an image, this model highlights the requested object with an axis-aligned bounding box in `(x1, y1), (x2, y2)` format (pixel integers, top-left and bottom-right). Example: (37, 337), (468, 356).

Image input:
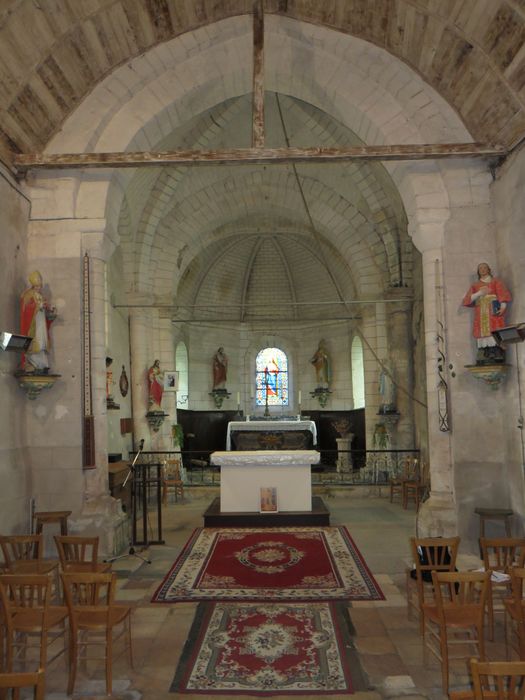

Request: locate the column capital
(81, 229), (116, 263)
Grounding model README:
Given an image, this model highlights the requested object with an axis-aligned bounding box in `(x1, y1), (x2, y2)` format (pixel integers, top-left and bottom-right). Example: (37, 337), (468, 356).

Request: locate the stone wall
(0, 168), (30, 533)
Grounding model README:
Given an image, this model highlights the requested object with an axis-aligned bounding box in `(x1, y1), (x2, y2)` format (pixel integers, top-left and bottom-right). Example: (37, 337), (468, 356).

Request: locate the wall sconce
(310, 387), (332, 408)
(0, 332), (32, 352)
(492, 324), (525, 345)
(146, 410), (169, 432)
(209, 388), (231, 409)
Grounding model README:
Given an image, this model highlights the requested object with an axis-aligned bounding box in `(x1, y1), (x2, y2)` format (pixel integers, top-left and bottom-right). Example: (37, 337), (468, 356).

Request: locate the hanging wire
(274, 91), (427, 412)
(274, 92), (348, 306)
(515, 344), (525, 469)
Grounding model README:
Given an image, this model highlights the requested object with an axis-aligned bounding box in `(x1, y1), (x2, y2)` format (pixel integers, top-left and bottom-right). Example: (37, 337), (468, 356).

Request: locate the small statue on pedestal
(462, 262), (512, 365)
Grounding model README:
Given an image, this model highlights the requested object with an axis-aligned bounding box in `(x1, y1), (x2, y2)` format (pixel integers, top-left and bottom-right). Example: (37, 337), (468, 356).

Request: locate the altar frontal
(211, 450), (319, 513)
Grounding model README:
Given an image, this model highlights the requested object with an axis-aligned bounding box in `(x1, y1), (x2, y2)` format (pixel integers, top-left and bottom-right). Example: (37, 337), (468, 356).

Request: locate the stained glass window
(255, 347), (288, 406)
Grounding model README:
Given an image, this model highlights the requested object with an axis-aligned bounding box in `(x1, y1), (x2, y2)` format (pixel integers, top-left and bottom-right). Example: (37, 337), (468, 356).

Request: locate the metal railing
(128, 449), (420, 487)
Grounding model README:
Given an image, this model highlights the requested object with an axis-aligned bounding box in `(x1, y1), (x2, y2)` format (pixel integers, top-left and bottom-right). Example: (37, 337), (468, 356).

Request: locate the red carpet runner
(171, 601), (363, 695)
(152, 526), (384, 603)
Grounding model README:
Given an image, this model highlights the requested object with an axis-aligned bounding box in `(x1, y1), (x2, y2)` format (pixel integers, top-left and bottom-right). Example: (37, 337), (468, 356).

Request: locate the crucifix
(264, 366), (270, 417)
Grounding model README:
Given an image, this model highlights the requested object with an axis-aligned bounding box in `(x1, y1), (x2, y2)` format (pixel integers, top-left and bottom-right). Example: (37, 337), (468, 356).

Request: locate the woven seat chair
(61, 571), (134, 696)
(503, 567), (525, 660)
(422, 569), (489, 694)
(162, 459), (184, 505)
(480, 538), (525, 641)
(0, 573), (68, 675)
(406, 535), (460, 635)
(0, 535), (57, 576)
(54, 535), (111, 573)
(449, 658), (525, 700)
(0, 669), (45, 700)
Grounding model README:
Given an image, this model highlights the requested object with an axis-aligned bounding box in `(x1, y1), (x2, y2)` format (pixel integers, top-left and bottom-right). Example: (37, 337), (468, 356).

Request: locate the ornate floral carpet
(170, 601), (366, 695)
(152, 526), (384, 603)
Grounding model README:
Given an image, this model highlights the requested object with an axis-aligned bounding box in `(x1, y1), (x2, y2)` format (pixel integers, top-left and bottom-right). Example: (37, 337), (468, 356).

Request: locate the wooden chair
(389, 456), (415, 504)
(61, 571), (134, 696)
(449, 658), (525, 700)
(480, 538), (525, 641)
(162, 459), (184, 505)
(471, 658), (525, 699)
(0, 669), (45, 700)
(0, 535), (57, 576)
(0, 574), (68, 674)
(504, 567), (525, 660)
(406, 536), (460, 635)
(0, 536), (59, 602)
(422, 569), (489, 694)
(54, 535), (111, 573)
(403, 460), (429, 510)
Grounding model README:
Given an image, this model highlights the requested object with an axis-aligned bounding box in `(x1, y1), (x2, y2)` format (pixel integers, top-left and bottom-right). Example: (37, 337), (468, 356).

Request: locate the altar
(210, 450), (320, 513)
(225, 420), (317, 451)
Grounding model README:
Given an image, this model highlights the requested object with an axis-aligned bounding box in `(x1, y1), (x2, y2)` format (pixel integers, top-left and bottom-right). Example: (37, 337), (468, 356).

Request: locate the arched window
(255, 347), (288, 406)
(175, 341), (189, 408)
(351, 335), (365, 409)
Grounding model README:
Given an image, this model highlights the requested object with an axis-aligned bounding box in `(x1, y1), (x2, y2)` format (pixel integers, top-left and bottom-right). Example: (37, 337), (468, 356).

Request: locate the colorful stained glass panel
(255, 347), (288, 406)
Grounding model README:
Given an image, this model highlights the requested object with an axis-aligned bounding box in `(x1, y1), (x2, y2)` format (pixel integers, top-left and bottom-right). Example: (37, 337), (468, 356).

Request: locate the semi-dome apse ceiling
(116, 93), (409, 323)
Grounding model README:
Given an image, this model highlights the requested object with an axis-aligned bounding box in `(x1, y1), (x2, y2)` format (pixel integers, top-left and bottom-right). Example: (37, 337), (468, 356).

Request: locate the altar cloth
(226, 420), (317, 450)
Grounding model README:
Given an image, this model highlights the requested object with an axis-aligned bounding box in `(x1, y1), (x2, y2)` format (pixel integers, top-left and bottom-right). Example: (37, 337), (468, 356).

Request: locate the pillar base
(69, 494), (129, 557)
(416, 491), (457, 537)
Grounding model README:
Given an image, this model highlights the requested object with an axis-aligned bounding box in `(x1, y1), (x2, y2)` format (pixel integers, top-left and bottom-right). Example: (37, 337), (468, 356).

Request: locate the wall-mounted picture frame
(259, 486), (278, 513)
(164, 371), (179, 391)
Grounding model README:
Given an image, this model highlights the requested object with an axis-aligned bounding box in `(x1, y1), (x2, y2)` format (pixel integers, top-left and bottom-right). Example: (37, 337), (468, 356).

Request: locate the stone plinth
(336, 435), (354, 473)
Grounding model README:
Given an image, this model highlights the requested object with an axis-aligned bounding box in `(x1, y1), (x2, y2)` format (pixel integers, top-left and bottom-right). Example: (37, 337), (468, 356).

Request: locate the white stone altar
(210, 450), (320, 513)
(225, 420), (317, 450)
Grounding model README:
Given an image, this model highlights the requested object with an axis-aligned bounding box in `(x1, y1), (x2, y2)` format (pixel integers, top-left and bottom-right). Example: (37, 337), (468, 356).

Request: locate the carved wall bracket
(209, 388), (231, 409)
(464, 364), (509, 390)
(15, 371), (61, 400)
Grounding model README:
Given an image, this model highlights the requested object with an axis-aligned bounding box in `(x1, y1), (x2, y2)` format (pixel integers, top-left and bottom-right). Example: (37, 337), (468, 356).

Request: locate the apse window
(255, 347), (288, 406)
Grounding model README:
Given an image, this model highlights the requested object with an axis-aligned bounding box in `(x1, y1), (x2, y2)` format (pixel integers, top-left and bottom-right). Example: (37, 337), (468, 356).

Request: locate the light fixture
(492, 324), (525, 345)
(0, 332), (32, 352)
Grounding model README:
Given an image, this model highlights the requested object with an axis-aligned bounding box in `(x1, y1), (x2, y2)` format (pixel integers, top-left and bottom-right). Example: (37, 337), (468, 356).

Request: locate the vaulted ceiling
(3, 1), (522, 322)
(2, 0), (525, 160)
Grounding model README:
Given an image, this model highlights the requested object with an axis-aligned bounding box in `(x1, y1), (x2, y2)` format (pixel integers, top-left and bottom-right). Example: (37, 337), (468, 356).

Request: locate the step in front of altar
(203, 496), (330, 527)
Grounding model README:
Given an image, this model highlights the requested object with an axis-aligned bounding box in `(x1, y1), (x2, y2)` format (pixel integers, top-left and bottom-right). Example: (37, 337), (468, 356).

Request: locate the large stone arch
(24, 13), (502, 543)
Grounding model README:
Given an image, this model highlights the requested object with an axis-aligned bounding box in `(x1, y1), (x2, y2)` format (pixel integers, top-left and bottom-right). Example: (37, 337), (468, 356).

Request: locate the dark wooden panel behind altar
(177, 408), (365, 467)
(306, 408), (366, 468)
(177, 409), (242, 464)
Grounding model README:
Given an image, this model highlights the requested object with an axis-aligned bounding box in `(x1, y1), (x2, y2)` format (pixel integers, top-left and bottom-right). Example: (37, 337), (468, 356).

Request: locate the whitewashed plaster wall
(0, 168), (31, 533)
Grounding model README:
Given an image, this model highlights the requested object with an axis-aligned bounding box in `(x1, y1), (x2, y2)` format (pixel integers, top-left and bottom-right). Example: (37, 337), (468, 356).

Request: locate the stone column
(129, 305), (154, 449)
(386, 289), (415, 450)
(413, 245), (456, 536)
(73, 231), (128, 555)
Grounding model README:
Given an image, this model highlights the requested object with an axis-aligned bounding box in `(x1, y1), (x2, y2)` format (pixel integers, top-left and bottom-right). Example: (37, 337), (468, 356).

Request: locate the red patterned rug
(171, 601), (366, 695)
(152, 526), (384, 603)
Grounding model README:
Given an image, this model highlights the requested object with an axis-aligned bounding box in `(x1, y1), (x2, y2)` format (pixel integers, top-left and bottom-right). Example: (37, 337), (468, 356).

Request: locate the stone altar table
(225, 420), (317, 450)
(210, 450), (320, 513)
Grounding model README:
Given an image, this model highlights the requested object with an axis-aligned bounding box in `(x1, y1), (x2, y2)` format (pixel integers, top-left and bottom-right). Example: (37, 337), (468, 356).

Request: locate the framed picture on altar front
(259, 486), (278, 513)
(164, 371), (179, 391)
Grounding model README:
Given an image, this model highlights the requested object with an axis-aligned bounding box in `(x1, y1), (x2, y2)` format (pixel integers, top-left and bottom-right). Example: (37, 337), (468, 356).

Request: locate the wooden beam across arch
(13, 142), (506, 173)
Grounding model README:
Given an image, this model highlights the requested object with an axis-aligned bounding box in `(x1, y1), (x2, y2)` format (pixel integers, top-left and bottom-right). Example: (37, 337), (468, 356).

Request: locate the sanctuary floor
(41, 488), (505, 700)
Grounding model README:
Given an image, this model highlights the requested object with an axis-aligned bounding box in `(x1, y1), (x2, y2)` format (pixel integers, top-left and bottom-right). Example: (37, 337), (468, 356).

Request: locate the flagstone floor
(41, 487), (508, 700)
